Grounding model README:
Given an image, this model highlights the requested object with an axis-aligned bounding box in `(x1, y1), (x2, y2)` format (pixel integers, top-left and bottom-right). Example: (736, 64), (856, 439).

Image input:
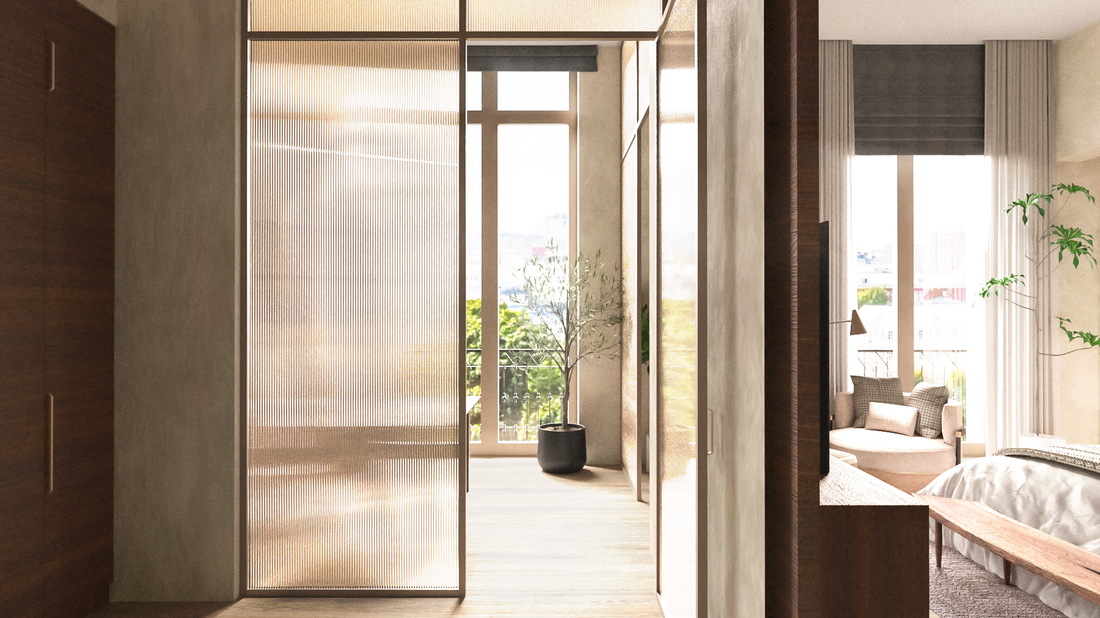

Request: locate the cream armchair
(830, 391), (964, 493)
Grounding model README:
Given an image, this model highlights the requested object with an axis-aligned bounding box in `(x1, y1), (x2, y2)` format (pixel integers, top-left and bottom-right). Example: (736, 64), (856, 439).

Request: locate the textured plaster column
(1056, 22), (1100, 445)
(114, 0), (240, 601)
(75, 0), (117, 24)
(578, 44), (624, 466)
(706, 0), (766, 615)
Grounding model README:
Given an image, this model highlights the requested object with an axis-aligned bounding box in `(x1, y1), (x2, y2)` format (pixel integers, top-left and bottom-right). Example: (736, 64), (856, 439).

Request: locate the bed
(918, 445), (1100, 618)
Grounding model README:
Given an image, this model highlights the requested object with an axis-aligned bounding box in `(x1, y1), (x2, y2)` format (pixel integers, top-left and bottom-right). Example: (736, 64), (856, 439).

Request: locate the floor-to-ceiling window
(850, 155), (988, 439)
(466, 71), (577, 454)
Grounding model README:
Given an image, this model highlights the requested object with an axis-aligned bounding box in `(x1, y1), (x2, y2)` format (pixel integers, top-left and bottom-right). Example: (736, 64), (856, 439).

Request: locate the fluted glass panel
(249, 0), (458, 32)
(621, 135), (640, 497)
(247, 40), (460, 591)
(467, 0), (659, 32)
(657, 0), (697, 613)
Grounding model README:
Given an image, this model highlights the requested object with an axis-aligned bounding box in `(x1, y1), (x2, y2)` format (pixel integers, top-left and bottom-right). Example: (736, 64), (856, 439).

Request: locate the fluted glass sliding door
(655, 0), (706, 614)
(247, 40), (463, 593)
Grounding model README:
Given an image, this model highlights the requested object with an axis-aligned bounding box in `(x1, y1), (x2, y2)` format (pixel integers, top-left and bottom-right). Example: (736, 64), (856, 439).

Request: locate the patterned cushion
(910, 382), (950, 439)
(850, 375), (904, 428)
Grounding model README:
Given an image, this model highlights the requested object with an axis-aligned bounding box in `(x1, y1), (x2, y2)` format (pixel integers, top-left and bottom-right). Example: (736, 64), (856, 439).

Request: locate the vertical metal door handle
(708, 406), (717, 455)
(466, 411), (471, 493)
(48, 40), (56, 92)
(47, 393), (54, 493)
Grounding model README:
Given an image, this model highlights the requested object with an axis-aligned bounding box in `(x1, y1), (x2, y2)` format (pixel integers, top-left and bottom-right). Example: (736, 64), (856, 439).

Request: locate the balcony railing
(856, 348), (967, 425)
(466, 348), (565, 444)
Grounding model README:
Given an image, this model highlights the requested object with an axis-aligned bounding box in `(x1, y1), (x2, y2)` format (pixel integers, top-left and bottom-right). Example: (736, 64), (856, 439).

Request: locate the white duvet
(919, 455), (1100, 618)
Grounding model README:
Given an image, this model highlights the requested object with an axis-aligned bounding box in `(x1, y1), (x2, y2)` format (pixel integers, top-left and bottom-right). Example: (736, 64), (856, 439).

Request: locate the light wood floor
(90, 458), (661, 617)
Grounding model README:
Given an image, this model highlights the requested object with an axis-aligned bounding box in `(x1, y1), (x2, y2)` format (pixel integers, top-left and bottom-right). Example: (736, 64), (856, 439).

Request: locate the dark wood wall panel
(43, 2), (116, 617)
(0, 4), (48, 617)
(0, 0), (48, 91)
(0, 1), (114, 617)
(764, 0), (820, 615)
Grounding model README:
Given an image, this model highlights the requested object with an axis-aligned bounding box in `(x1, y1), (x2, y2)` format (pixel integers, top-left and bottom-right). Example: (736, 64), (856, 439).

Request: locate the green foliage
(1058, 318), (1100, 348)
(977, 274), (1025, 299)
(1054, 182), (1096, 204)
(948, 369), (967, 428)
(464, 241), (625, 437)
(857, 286), (889, 308)
(1005, 191), (1052, 225)
(987, 182), (1100, 355)
(510, 241), (624, 426)
(640, 303), (650, 373)
(1049, 225), (1096, 268)
(465, 298), (568, 438)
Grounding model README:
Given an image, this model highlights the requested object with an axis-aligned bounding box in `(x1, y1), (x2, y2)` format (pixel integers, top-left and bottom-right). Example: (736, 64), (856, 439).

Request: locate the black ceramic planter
(537, 423), (587, 474)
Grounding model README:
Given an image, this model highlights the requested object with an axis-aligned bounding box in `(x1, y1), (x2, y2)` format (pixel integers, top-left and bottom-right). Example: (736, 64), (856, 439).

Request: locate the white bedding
(919, 455), (1100, 618)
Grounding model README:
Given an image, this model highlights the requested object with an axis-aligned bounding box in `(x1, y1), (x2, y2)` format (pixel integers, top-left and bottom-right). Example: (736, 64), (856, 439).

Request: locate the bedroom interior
(4, 0), (1100, 618)
(821, 2), (1100, 617)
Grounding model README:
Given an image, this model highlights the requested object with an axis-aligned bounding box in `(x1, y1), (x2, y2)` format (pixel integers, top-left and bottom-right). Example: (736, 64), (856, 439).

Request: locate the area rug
(929, 540), (1067, 617)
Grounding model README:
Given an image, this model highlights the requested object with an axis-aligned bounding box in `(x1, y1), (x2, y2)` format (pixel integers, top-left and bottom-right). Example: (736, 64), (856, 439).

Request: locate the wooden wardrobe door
(0, 1), (48, 617)
(42, 2), (114, 616)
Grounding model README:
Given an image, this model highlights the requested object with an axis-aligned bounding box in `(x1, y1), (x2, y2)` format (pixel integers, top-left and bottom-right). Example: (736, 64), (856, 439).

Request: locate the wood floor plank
(91, 458), (661, 617)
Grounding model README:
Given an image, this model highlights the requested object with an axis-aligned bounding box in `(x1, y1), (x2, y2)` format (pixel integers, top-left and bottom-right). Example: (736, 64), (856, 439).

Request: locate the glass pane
(497, 72), (569, 111)
(248, 40), (460, 591)
(621, 137), (640, 496)
(467, 124), (483, 443)
(913, 156), (987, 439)
(851, 156), (899, 379)
(622, 41), (638, 154)
(466, 71), (482, 112)
(250, 0), (458, 32)
(497, 124), (570, 442)
(657, 0), (697, 612)
(467, 0), (659, 32)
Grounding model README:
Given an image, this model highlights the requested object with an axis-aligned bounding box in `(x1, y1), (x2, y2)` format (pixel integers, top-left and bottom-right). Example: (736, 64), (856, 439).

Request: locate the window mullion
(897, 155), (915, 391)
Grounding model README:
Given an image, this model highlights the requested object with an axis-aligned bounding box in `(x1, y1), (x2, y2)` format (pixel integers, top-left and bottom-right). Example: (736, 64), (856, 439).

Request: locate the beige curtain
(820, 40), (854, 413)
(984, 40), (1056, 453)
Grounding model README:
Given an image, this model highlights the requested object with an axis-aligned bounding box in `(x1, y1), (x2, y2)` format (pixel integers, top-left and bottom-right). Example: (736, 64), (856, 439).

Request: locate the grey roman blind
(854, 45), (984, 155)
(467, 45), (598, 72)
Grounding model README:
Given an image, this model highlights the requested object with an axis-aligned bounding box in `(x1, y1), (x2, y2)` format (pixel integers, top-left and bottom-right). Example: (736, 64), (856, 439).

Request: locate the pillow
(850, 375), (904, 428)
(910, 382), (951, 439)
(865, 401), (919, 436)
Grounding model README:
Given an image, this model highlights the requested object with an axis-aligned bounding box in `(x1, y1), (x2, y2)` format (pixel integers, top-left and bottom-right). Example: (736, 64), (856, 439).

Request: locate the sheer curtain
(819, 40), (854, 411)
(984, 40), (1056, 454)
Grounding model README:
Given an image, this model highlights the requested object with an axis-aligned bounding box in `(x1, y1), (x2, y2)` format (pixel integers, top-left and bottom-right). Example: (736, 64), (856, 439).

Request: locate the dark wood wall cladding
(0, 1), (115, 617)
(0, 2), (49, 616)
(43, 1), (115, 616)
(764, 0), (821, 615)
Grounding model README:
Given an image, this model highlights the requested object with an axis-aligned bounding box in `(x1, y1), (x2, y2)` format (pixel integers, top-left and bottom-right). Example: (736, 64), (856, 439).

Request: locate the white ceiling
(821, 0), (1100, 44)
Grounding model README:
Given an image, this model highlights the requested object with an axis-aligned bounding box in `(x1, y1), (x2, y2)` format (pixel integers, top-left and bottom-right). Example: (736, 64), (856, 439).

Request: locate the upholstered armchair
(830, 391), (964, 493)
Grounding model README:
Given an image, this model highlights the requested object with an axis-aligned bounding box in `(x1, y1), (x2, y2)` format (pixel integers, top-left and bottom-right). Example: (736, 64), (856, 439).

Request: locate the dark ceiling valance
(854, 45), (984, 156)
(467, 45), (598, 72)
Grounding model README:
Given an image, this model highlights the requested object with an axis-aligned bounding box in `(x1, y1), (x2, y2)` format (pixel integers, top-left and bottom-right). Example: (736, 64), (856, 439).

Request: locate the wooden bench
(916, 493), (1100, 606)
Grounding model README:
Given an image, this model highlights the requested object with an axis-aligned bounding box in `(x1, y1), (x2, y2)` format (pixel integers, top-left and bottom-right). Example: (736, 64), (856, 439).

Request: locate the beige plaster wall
(1056, 20), (1100, 162)
(113, 0), (240, 601)
(76, 0), (117, 25)
(578, 45), (625, 466)
(1055, 21), (1100, 445)
(1055, 159), (1100, 444)
(705, 0), (766, 615)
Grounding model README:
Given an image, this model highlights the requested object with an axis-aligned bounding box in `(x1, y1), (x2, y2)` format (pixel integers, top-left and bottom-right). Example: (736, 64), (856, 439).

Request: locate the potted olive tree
(511, 242), (624, 474)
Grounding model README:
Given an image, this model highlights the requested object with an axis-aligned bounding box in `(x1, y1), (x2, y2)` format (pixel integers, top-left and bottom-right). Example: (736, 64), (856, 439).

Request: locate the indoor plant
(980, 183), (1099, 353)
(510, 242), (624, 474)
(980, 183), (1098, 438)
